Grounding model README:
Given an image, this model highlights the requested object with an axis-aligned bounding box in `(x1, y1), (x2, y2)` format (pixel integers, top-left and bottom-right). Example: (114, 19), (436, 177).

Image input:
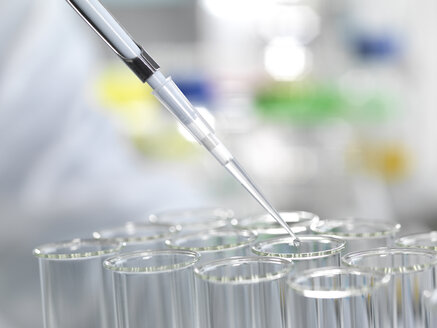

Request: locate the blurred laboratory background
(1, 0), (437, 326)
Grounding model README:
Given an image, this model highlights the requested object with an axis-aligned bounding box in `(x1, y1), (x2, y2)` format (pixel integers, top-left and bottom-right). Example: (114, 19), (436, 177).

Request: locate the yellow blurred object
(348, 141), (410, 181)
(94, 63), (199, 159)
(133, 131), (201, 160)
(96, 63), (155, 106)
(95, 63), (159, 136)
(380, 144), (409, 180)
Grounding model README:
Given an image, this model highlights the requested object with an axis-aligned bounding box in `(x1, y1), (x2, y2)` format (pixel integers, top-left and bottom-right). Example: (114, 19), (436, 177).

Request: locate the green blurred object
(255, 81), (399, 124)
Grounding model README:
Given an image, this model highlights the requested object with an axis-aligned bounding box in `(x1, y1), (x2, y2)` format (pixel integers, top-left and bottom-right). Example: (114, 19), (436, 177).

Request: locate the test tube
(93, 222), (180, 252)
(195, 256), (293, 328)
(342, 247), (437, 327)
(234, 211), (319, 240)
(104, 249), (199, 328)
(251, 235), (345, 271)
(310, 218), (401, 253)
(33, 239), (122, 328)
(287, 267), (391, 328)
(148, 207), (234, 233)
(396, 231), (437, 251)
(165, 228), (256, 263)
(423, 289), (437, 328)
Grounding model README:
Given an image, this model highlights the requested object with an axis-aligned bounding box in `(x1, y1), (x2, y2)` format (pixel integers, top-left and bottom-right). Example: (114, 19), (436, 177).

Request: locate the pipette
(65, 0), (300, 246)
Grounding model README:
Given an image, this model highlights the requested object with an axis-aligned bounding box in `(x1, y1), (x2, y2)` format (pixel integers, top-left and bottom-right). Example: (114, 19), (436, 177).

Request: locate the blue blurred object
(353, 34), (401, 60)
(173, 76), (215, 108)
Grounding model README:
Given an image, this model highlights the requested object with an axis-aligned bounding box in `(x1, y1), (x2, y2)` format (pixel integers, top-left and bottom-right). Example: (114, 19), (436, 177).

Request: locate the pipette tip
(291, 237), (301, 247)
(282, 225), (301, 247)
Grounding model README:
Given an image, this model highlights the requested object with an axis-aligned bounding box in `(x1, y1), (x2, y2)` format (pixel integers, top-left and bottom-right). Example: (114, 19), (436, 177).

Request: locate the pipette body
(65, 0), (300, 245)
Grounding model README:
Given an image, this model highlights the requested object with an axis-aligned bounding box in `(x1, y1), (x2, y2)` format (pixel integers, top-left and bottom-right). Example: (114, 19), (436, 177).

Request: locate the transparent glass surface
(104, 250), (199, 328)
(148, 207), (234, 233)
(423, 289), (437, 328)
(342, 248), (437, 327)
(287, 267), (391, 328)
(33, 239), (122, 328)
(194, 256), (293, 328)
(235, 211), (319, 240)
(396, 231), (437, 251)
(311, 218), (401, 253)
(165, 228), (256, 263)
(93, 222), (179, 252)
(104, 249), (199, 273)
(252, 235), (345, 271)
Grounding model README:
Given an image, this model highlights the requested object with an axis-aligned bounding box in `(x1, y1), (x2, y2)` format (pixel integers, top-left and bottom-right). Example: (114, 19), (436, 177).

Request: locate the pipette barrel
(66, 0), (141, 59)
(66, 0), (159, 81)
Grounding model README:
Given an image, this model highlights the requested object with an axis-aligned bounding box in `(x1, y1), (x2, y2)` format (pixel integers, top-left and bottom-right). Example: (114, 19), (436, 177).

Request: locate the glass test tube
(195, 256), (293, 328)
(343, 248), (437, 328)
(104, 249), (199, 328)
(33, 239), (122, 328)
(165, 228), (256, 263)
(252, 235), (345, 271)
(148, 207), (234, 233)
(423, 289), (437, 328)
(399, 232), (437, 328)
(396, 231), (437, 251)
(287, 267), (391, 328)
(310, 218), (401, 253)
(234, 211), (320, 240)
(93, 222), (180, 252)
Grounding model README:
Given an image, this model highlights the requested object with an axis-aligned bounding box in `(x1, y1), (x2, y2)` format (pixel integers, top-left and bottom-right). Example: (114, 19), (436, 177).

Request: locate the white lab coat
(0, 1), (206, 326)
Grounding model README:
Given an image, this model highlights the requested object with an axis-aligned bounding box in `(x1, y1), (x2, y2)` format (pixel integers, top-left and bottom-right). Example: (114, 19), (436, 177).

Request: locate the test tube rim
(148, 207), (234, 231)
(33, 238), (122, 260)
(194, 256), (293, 285)
(310, 218), (401, 239)
(103, 249), (200, 274)
(342, 247), (437, 275)
(92, 221), (180, 244)
(234, 211), (320, 235)
(287, 266), (391, 299)
(165, 228), (256, 253)
(251, 235), (346, 260)
(395, 231), (437, 251)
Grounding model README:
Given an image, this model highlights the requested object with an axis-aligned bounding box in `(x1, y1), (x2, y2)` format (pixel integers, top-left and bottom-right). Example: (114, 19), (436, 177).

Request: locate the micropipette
(65, 0), (300, 246)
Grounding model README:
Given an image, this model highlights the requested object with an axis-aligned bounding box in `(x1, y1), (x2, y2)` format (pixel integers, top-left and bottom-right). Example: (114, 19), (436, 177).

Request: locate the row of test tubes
(33, 208), (437, 328)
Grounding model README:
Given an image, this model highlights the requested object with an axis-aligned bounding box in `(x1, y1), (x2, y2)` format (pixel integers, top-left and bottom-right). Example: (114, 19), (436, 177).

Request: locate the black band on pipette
(124, 47), (160, 82)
